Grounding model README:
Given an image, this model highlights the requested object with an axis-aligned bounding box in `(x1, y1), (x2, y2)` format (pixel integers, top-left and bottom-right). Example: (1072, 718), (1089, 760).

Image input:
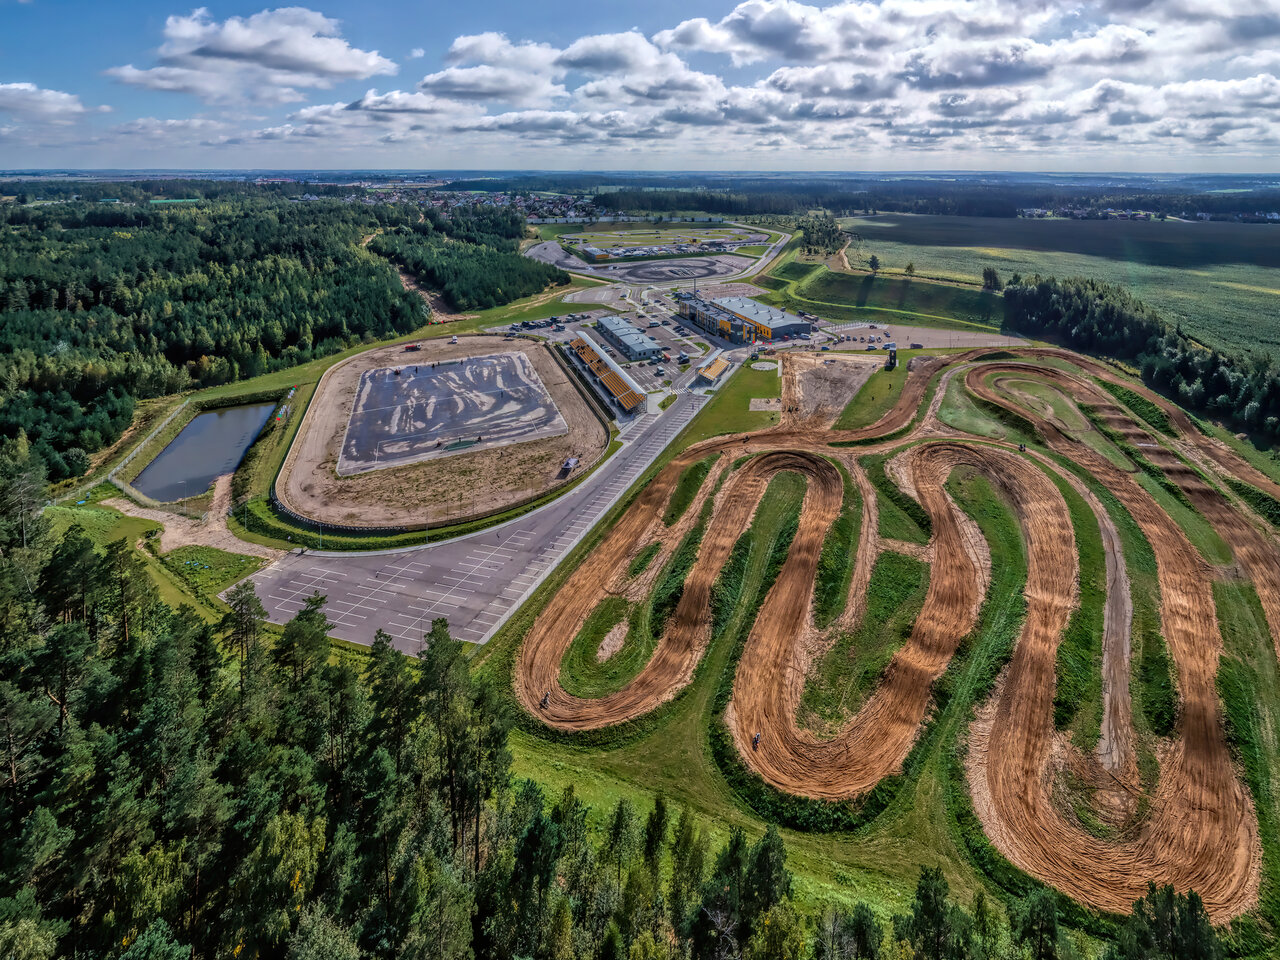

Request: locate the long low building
(595, 315), (664, 361)
(675, 292), (811, 344)
(568, 331), (647, 415)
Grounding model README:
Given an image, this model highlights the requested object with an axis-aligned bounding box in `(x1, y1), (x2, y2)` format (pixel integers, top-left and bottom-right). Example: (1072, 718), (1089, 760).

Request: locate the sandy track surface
(516, 345), (1273, 920)
(968, 362), (1261, 920)
(105, 474), (283, 561)
(277, 336), (607, 528)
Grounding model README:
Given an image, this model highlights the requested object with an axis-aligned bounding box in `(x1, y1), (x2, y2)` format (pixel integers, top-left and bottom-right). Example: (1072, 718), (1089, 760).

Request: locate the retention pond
(132, 402), (275, 502)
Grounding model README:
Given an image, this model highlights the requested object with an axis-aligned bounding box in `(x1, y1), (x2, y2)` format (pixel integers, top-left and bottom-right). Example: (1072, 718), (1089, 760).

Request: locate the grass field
(839, 214), (1280, 356)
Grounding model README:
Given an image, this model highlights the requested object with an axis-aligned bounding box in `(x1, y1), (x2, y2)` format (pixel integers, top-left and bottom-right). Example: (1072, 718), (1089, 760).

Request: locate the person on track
(540, 692), (550, 710)
(752, 732), (761, 751)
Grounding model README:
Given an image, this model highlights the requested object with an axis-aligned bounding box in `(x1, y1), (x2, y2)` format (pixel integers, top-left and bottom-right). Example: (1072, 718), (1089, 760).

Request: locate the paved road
(246, 391), (708, 651)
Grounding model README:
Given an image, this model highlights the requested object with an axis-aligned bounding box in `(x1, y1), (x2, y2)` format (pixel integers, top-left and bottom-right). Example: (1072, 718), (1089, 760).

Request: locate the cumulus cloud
(0, 82), (99, 121)
(108, 6), (396, 103)
(81, 0), (1280, 162)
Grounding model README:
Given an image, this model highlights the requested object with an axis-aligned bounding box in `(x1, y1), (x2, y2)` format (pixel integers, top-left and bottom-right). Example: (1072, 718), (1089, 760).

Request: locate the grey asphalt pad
(337, 352), (568, 475)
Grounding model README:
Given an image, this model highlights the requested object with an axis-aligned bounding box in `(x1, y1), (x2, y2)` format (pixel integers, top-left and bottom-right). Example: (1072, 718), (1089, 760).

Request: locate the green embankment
(835, 365), (908, 431)
(664, 455), (719, 525)
(1047, 472), (1106, 740)
(1097, 380), (1175, 437)
(627, 542), (661, 578)
(812, 466), (862, 629)
(801, 551), (929, 734)
(862, 453), (931, 544)
(559, 597), (634, 699)
(1215, 581), (1280, 954)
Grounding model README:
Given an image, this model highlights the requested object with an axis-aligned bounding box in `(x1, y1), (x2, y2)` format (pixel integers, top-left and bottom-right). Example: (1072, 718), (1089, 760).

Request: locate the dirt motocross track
(515, 347), (1274, 921)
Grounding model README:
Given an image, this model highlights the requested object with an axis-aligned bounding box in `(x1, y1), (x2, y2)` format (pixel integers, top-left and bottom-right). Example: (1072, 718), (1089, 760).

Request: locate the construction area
(512, 345), (1276, 924)
(276, 336), (607, 528)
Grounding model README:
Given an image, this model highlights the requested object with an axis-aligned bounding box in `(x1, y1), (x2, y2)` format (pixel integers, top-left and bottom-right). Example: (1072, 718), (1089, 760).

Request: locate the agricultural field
(840, 214), (1280, 356)
(481, 343), (1280, 952)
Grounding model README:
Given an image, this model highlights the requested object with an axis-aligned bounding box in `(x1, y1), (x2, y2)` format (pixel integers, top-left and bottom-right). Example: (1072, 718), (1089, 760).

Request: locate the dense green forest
(1003, 276), (1280, 441)
(0, 199), (424, 480)
(0, 444), (1227, 959)
(0, 198), (570, 482)
(370, 206), (568, 312)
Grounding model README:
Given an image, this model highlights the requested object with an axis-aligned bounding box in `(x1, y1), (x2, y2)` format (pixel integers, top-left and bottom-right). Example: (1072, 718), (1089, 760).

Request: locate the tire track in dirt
(968, 363), (1260, 920)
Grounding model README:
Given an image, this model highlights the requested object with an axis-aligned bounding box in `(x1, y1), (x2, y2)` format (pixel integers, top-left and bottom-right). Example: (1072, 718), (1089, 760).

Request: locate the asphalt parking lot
(246, 392), (710, 650)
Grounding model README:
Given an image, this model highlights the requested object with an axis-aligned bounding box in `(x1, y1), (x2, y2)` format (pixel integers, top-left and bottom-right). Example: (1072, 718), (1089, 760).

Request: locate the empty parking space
(247, 392), (708, 651)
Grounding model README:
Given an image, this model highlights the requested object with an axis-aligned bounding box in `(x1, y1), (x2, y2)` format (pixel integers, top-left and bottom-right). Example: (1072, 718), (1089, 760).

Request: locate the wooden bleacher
(570, 337), (646, 413)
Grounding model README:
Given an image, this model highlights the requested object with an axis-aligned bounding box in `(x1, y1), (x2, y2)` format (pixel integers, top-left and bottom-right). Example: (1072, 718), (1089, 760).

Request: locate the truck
(403, 343), (421, 352)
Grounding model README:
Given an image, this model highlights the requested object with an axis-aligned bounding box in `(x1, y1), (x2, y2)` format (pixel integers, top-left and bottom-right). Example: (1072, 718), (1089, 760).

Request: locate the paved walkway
(246, 391), (707, 651)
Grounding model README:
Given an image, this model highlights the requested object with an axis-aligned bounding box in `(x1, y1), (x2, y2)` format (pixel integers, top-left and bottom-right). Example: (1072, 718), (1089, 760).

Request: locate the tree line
(370, 212), (568, 312)
(0, 199), (426, 480)
(1002, 275), (1280, 441)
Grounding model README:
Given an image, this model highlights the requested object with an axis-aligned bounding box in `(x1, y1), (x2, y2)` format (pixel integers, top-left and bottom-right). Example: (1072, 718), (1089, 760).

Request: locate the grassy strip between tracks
(1047, 470), (1107, 740)
(939, 467), (1117, 938)
(1097, 379), (1176, 437)
(1223, 474), (1280, 529)
(829, 363), (945, 449)
(801, 551), (929, 737)
(560, 495), (715, 700)
(834, 364), (908, 431)
(861, 453), (931, 544)
(1215, 580), (1280, 956)
(812, 461), (861, 629)
(626, 542), (661, 578)
(1052, 457), (1175, 748)
(663, 454), (719, 526)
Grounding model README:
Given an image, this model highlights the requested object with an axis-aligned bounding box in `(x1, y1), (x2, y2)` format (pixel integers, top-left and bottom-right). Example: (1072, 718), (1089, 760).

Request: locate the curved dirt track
(516, 345), (1274, 920)
(967, 362), (1260, 919)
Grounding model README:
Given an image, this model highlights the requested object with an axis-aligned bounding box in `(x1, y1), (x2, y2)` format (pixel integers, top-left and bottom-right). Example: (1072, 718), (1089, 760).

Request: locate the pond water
(132, 402), (275, 502)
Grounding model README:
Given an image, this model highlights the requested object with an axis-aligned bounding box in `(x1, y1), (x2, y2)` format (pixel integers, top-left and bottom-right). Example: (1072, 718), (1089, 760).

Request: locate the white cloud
(408, 48), (425, 59)
(0, 82), (98, 121)
(108, 6), (396, 103)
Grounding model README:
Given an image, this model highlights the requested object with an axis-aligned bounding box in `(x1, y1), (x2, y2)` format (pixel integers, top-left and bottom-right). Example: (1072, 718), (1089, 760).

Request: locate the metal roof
(712, 297), (808, 331)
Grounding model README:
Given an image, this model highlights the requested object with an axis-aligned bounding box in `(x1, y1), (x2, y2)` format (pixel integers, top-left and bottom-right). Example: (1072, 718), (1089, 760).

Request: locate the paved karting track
(513, 346), (1271, 921)
(248, 393), (706, 649)
(338, 352), (565, 475)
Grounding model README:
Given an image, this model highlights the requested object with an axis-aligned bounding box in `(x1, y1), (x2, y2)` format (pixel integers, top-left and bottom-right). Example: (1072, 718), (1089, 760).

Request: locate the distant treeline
(1004, 276), (1280, 439)
(0, 199), (425, 480)
(371, 206), (568, 311)
(440, 174), (1280, 220)
(3, 179), (362, 204)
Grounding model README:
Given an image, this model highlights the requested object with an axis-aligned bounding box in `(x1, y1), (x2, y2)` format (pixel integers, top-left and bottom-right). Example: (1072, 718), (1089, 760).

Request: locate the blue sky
(2, 0), (1279, 170)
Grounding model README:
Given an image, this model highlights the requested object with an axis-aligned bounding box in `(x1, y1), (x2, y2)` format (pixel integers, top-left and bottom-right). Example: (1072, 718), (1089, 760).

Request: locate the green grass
(1096, 381), (1175, 437)
(664, 455), (719, 526)
(651, 500), (713, 638)
(682, 365), (781, 443)
(835, 365), (908, 431)
(812, 466), (862, 630)
(157, 545), (263, 596)
(837, 213), (1280, 357)
(1223, 475), (1280, 528)
(627, 542), (661, 578)
(1047, 470), (1106, 741)
(801, 551), (929, 734)
(862, 453), (931, 544)
(791, 270), (1003, 329)
(45, 500), (219, 620)
(1215, 581), (1280, 954)
(559, 597), (635, 698)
